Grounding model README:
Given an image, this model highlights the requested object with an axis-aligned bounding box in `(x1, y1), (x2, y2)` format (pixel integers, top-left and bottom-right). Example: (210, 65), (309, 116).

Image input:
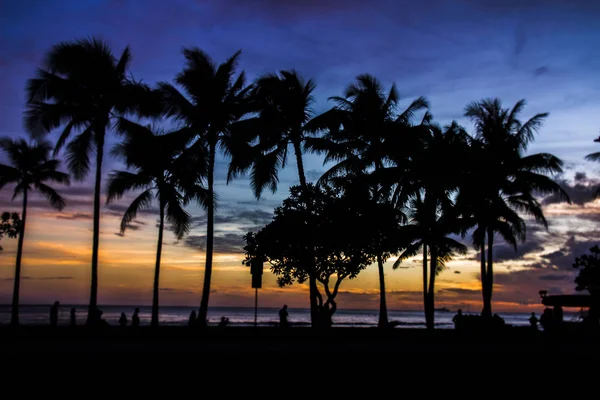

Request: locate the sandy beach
(1, 325), (598, 353)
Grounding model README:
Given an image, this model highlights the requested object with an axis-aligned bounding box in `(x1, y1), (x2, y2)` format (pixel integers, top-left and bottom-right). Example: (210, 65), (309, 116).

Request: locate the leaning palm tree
(306, 73), (428, 327)
(158, 48), (252, 326)
(107, 119), (209, 327)
(227, 69), (326, 326)
(461, 98), (570, 318)
(0, 138), (69, 325)
(24, 37), (154, 324)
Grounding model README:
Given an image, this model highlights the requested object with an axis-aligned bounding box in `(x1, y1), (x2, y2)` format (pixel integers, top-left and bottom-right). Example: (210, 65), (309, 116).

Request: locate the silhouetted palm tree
(0, 138), (69, 325)
(228, 69), (327, 325)
(158, 48), (252, 326)
(307, 74), (428, 327)
(461, 98), (570, 318)
(24, 37), (153, 324)
(107, 119), (208, 327)
(394, 193), (467, 330)
(392, 122), (469, 329)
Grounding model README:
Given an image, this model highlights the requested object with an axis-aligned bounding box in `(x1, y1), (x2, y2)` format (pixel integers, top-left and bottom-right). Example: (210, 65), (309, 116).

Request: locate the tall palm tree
(227, 69), (327, 325)
(24, 37), (154, 324)
(158, 48), (252, 326)
(461, 98), (570, 318)
(306, 74), (428, 327)
(107, 119), (208, 327)
(0, 138), (69, 325)
(391, 122), (470, 329)
(394, 193), (467, 330)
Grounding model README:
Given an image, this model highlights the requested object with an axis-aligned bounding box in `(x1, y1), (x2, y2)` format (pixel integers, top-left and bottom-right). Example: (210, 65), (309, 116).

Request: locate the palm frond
(0, 164), (21, 189)
(106, 171), (153, 204)
(156, 82), (195, 123)
(516, 112), (548, 150)
(585, 151), (600, 162)
(393, 241), (422, 269)
(165, 194), (192, 240)
(119, 188), (154, 234)
(65, 127), (93, 180)
(35, 182), (67, 211)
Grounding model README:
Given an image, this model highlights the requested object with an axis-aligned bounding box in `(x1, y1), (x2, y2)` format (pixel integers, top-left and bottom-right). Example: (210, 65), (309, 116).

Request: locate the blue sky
(0, 0), (599, 310)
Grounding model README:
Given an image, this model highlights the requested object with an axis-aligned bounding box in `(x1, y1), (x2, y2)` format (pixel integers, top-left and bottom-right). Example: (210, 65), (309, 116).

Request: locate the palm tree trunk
(482, 226), (494, 319)
(426, 246), (437, 330)
(293, 140), (307, 189)
(480, 229), (490, 318)
(87, 134), (104, 325)
(376, 252), (388, 328)
(423, 243), (428, 315)
(10, 189), (27, 326)
(198, 143), (216, 327)
(151, 202), (165, 328)
(293, 139), (318, 326)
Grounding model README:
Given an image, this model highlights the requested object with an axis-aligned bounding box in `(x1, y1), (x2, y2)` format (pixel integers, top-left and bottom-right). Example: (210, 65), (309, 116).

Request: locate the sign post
(250, 258), (263, 328)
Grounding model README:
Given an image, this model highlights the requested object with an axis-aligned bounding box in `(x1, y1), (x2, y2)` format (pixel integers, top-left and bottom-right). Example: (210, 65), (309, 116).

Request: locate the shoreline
(1, 325), (599, 353)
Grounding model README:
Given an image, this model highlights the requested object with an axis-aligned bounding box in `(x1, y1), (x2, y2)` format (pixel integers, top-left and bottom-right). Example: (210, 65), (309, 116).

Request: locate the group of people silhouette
(49, 302), (141, 328)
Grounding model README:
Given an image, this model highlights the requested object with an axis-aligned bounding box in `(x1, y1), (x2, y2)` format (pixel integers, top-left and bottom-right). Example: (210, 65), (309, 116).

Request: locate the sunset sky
(1, 0), (600, 313)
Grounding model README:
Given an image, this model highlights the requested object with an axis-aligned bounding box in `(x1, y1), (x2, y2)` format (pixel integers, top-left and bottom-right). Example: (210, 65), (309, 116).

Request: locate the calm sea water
(0, 305), (584, 328)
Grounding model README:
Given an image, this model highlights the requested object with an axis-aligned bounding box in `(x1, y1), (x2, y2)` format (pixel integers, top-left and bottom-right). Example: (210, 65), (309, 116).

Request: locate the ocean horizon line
(0, 304), (542, 315)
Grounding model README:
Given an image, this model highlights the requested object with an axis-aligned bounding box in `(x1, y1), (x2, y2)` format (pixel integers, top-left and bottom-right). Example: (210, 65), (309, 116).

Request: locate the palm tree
(24, 37), (154, 324)
(306, 74), (428, 327)
(227, 69), (327, 325)
(391, 122), (470, 329)
(394, 193), (467, 330)
(0, 138), (69, 325)
(158, 48), (252, 326)
(107, 119), (208, 327)
(461, 98), (570, 318)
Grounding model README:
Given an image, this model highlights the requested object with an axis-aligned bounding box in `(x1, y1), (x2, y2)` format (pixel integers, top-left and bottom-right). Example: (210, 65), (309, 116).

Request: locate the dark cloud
(56, 213), (93, 221)
(438, 287), (480, 296)
(184, 233), (246, 254)
(539, 235), (598, 271)
(3, 276), (73, 281)
(159, 287), (195, 295)
(192, 209), (273, 229)
(543, 173), (599, 205)
(59, 185), (95, 197)
(474, 240), (545, 262)
(533, 65), (549, 77)
(539, 274), (572, 281)
(105, 203), (159, 216)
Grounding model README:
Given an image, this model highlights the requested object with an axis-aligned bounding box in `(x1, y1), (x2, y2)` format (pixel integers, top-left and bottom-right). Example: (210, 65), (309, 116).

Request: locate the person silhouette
(188, 310), (197, 327)
(279, 304), (289, 328)
(119, 312), (128, 327)
(69, 307), (76, 327)
(529, 312), (539, 330)
(50, 301), (60, 327)
(452, 309), (463, 330)
(131, 308), (140, 327)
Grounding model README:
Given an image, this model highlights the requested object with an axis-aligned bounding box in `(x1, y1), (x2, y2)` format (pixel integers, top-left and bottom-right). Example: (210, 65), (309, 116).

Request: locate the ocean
(0, 305), (584, 328)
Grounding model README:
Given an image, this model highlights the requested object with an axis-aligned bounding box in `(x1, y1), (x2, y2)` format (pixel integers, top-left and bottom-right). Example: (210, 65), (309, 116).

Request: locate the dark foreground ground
(1, 324), (599, 353)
